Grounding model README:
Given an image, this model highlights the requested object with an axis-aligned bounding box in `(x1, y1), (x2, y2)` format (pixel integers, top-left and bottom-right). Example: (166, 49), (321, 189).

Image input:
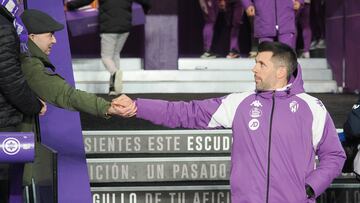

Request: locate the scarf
(1, 0), (28, 53)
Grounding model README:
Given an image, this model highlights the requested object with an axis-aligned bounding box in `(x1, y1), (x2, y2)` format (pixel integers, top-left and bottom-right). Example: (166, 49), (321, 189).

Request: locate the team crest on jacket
(289, 101), (299, 113)
(250, 107), (262, 118)
(250, 100), (262, 107)
(248, 119), (260, 130)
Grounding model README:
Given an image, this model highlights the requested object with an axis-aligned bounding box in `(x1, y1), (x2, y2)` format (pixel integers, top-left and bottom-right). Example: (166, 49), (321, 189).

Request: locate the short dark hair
(257, 41), (298, 81)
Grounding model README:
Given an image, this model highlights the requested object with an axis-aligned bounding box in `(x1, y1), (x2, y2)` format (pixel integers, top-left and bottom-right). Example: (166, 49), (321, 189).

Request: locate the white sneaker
(316, 39), (326, 49)
(200, 52), (217, 59)
(310, 40), (318, 50)
(300, 51), (310, 58)
(249, 51), (257, 58)
(108, 89), (117, 96)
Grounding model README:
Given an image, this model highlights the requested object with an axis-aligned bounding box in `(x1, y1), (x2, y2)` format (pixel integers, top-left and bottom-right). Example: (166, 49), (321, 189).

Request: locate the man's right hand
(39, 99), (47, 116)
(246, 5), (255, 17)
(110, 94), (137, 117)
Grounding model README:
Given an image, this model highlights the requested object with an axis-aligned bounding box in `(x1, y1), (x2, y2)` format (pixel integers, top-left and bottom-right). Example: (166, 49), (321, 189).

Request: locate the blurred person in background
(343, 96), (360, 180)
(198, 0), (222, 58)
(199, 0), (245, 59)
(309, 0), (325, 50)
(242, 0), (303, 48)
(225, 0), (245, 59)
(297, 0), (312, 58)
(66, 0), (151, 95)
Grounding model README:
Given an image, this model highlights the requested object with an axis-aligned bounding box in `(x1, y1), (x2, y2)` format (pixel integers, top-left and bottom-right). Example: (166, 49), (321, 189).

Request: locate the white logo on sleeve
(289, 101), (299, 113)
(249, 119), (260, 130)
(353, 104), (360, 110)
(2, 138), (21, 155)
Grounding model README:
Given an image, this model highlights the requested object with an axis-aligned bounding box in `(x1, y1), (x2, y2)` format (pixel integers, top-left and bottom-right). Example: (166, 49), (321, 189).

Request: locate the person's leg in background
(246, 15), (257, 58)
(310, 0), (325, 49)
(199, 0), (219, 58)
(100, 33), (120, 95)
(112, 32), (129, 94)
(226, 0), (243, 59)
(299, 3), (312, 58)
(316, 0), (325, 48)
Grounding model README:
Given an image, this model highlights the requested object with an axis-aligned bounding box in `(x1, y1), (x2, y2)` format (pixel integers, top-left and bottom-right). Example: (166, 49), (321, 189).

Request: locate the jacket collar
(26, 39), (56, 71)
(255, 64), (305, 99)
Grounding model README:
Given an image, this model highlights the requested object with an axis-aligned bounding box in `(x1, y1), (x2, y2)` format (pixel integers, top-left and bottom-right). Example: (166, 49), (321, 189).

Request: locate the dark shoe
(109, 86), (116, 96)
(109, 73), (116, 96)
(109, 73), (116, 86)
(226, 50), (240, 59)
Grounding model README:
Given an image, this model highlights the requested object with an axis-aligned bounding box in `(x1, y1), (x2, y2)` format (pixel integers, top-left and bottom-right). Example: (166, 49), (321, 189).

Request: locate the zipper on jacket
(274, 0), (279, 34)
(265, 92), (276, 203)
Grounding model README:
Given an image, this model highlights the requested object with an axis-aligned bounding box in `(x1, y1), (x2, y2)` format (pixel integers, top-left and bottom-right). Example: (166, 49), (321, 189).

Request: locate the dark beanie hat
(20, 9), (64, 34)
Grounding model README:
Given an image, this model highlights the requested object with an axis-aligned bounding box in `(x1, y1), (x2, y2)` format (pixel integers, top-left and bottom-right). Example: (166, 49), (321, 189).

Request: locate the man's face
(252, 51), (278, 91)
(29, 32), (56, 55)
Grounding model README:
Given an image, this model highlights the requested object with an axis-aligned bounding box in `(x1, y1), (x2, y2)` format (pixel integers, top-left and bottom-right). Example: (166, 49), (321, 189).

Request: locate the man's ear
(277, 66), (287, 80)
(29, 34), (35, 40)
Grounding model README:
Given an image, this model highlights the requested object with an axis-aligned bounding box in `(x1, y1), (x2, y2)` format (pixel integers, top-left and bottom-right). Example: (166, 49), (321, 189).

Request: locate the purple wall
(26, 1), (91, 202)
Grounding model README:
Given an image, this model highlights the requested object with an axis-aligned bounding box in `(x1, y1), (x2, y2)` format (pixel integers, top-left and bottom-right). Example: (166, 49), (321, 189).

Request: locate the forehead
(255, 51), (273, 62)
(33, 32), (53, 37)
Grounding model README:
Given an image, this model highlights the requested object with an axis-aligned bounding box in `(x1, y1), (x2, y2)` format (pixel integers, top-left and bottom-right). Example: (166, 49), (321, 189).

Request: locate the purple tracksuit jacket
(136, 65), (346, 203)
(241, 0), (304, 38)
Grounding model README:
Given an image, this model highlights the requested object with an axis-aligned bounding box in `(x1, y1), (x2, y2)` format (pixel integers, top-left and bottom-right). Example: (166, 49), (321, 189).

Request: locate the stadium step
(72, 58), (338, 94)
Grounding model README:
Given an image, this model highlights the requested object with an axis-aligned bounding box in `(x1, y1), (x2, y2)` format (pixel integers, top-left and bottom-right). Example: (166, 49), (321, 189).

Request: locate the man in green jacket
(18, 9), (135, 133)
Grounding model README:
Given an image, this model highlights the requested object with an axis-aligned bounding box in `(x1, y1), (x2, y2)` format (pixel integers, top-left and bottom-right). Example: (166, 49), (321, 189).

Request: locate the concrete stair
(72, 58), (338, 94)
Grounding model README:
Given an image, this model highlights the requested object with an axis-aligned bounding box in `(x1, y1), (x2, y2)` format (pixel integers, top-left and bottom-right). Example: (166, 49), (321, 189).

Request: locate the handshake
(107, 94), (137, 118)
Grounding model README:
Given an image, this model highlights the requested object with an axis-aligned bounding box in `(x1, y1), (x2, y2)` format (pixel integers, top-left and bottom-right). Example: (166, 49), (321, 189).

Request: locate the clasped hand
(107, 94), (137, 117)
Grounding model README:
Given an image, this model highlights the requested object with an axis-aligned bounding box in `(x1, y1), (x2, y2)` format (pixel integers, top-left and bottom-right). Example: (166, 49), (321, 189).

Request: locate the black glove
(305, 184), (315, 199)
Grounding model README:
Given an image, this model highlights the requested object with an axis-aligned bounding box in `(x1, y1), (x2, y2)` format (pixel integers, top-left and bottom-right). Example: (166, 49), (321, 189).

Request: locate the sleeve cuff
(305, 178), (321, 198)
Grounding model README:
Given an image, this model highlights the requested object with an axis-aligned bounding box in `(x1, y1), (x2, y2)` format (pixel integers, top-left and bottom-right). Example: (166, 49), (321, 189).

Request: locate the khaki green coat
(18, 40), (110, 132)
(19, 40), (111, 185)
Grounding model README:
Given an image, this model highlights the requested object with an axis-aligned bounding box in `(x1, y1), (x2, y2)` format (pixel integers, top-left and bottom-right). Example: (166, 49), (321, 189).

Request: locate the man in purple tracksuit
(242, 0), (303, 48)
(115, 42), (345, 202)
